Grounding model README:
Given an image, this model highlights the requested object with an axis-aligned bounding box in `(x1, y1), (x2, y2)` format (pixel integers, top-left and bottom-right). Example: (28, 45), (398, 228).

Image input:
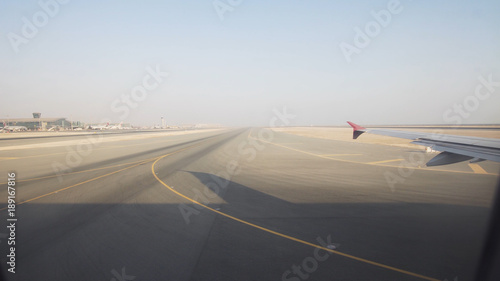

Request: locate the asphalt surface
(0, 128), (498, 281)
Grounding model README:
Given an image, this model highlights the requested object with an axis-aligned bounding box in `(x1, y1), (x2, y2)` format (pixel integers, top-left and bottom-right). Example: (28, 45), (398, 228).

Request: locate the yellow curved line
(151, 155), (440, 281)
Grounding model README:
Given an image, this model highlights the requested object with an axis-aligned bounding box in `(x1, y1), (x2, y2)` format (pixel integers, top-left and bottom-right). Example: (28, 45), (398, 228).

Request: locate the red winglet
(347, 121), (366, 139)
(347, 121), (365, 131)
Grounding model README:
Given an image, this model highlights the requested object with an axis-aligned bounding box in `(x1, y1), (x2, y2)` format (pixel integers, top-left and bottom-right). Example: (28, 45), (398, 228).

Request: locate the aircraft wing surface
(347, 121), (500, 166)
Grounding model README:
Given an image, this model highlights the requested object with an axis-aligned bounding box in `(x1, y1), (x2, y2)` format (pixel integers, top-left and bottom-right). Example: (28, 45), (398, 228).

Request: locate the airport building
(2, 113), (71, 130)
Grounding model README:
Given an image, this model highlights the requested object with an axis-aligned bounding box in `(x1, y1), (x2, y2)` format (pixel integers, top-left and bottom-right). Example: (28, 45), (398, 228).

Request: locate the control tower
(161, 116), (166, 129)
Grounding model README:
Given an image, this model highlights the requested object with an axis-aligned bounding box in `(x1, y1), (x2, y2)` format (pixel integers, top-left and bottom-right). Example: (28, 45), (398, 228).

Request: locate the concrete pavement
(0, 128), (498, 280)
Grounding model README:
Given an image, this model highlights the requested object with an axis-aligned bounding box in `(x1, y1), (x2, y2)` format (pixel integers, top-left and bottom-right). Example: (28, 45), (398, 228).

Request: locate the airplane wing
(347, 121), (500, 166)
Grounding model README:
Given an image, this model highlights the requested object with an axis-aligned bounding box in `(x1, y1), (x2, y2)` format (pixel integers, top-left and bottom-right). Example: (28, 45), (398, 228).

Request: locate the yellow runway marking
(0, 156), (162, 185)
(367, 158), (404, 165)
(0, 141), (206, 211)
(255, 136), (498, 176)
(152, 156), (440, 281)
(0, 160), (153, 212)
(468, 163), (488, 174)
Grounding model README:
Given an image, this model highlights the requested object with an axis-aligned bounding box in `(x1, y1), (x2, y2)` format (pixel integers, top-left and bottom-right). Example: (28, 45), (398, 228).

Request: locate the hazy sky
(1, 0), (499, 126)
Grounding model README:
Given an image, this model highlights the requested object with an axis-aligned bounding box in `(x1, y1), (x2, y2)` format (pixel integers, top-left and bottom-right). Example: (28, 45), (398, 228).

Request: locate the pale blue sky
(1, 0), (499, 126)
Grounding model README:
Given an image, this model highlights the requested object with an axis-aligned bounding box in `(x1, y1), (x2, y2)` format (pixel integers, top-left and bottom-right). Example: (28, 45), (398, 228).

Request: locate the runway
(0, 128), (498, 281)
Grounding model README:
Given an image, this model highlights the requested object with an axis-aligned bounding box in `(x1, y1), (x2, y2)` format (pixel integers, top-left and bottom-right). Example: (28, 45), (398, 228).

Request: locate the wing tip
(347, 121), (366, 139)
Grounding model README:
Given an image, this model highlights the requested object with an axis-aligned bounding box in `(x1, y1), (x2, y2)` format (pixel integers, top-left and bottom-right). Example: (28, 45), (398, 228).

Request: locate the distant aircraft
(347, 121), (500, 166)
(110, 122), (123, 130)
(1, 125), (28, 132)
(90, 122), (109, 130)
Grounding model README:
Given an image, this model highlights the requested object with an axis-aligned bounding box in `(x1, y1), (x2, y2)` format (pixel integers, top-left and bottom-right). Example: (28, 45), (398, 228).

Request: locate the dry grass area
(272, 127), (500, 149)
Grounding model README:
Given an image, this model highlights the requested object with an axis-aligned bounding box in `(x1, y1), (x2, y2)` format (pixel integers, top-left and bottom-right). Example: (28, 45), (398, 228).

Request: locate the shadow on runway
(0, 171), (492, 281)
(181, 171), (491, 281)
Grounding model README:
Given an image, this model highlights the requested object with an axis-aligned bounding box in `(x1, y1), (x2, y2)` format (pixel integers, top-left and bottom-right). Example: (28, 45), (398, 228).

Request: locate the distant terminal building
(2, 114), (70, 130)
